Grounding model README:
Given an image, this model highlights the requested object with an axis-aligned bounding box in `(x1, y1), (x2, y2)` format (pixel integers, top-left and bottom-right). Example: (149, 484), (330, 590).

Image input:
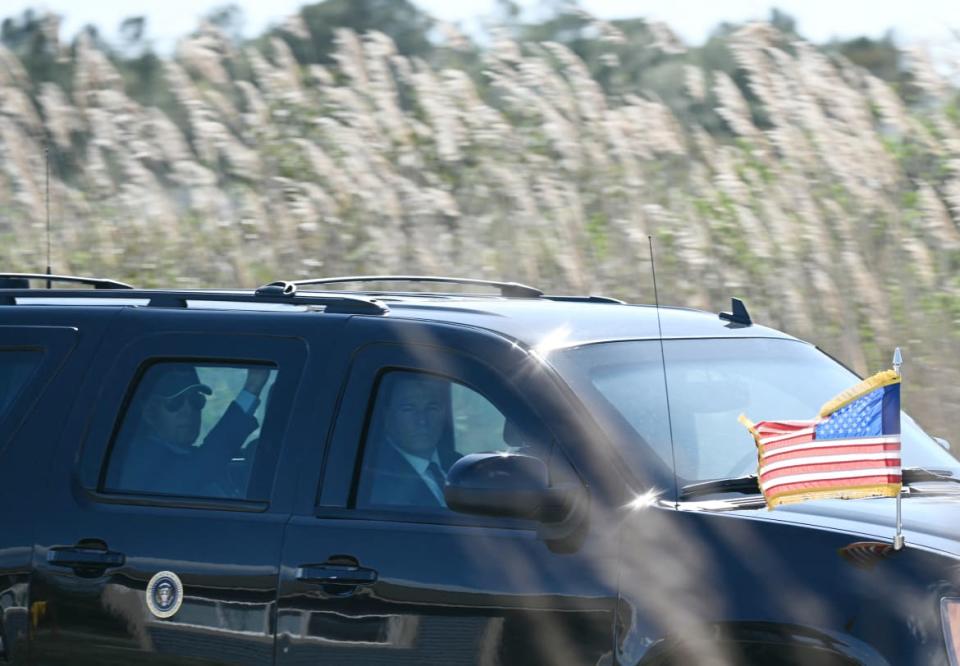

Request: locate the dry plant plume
(0, 13), (958, 436)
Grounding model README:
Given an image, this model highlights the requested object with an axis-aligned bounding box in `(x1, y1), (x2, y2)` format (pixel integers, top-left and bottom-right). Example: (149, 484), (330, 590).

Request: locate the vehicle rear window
(0, 350), (43, 421)
(102, 361), (279, 500)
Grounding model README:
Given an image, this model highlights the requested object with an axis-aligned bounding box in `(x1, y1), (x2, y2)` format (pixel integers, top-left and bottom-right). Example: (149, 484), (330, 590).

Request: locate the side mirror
(935, 437), (952, 453)
(445, 453), (579, 522)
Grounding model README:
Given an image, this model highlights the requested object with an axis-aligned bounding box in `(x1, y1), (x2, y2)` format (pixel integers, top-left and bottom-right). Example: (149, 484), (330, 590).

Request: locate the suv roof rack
(1, 273), (626, 308)
(0, 273), (133, 290)
(0, 288), (388, 315)
(542, 295), (626, 304)
(276, 275), (544, 299)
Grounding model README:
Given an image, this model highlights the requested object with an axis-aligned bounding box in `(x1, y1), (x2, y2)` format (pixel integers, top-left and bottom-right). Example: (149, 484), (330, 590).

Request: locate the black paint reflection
(30, 570), (276, 665)
(279, 607), (418, 647)
(276, 581), (614, 664)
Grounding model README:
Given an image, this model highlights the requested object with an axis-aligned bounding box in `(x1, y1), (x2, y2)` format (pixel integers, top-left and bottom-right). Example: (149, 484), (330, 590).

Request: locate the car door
(276, 317), (619, 665)
(0, 323), (84, 664)
(29, 309), (346, 665)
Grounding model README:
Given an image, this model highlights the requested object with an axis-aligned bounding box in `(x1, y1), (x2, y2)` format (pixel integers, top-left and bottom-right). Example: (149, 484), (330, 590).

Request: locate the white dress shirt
(391, 444), (447, 506)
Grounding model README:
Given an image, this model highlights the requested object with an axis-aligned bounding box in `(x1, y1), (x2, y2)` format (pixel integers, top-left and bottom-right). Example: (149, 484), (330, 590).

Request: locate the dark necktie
(427, 462), (447, 491)
(426, 461), (447, 505)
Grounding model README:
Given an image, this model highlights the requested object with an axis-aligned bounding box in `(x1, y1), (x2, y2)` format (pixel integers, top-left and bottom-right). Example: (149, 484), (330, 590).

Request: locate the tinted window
(103, 361), (279, 499)
(0, 350), (42, 420)
(555, 338), (960, 483)
(355, 371), (547, 511)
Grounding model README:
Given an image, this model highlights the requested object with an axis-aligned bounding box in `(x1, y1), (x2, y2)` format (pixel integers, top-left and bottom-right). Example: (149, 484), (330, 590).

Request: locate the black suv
(1, 273), (959, 665)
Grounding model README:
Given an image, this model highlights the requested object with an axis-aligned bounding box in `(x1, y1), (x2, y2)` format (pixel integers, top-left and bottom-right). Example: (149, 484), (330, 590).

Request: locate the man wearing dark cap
(111, 364), (270, 497)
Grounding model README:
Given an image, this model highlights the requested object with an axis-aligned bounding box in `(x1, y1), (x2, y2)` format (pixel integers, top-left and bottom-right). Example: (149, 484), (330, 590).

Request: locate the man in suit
(109, 363), (270, 497)
(365, 373), (460, 509)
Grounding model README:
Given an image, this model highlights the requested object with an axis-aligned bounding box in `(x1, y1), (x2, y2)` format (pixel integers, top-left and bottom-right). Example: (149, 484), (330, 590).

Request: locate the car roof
(0, 276), (800, 351)
(337, 294), (799, 350)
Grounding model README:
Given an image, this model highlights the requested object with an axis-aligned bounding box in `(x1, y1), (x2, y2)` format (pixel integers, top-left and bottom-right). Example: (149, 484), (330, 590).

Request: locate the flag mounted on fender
(739, 370), (902, 509)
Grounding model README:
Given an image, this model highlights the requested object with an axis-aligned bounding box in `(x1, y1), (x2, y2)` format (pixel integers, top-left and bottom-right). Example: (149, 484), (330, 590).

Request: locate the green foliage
(585, 211), (609, 259)
(947, 95), (960, 126)
(1, 10), (72, 89)
(882, 136), (951, 186)
(281, 0), (434, 64)
(835, 34), (900, 81)
(855, 306), (883, 371)
(118, 52), (173, 108)
(827, 32), (924, 104)
(205, 4), (245, 42)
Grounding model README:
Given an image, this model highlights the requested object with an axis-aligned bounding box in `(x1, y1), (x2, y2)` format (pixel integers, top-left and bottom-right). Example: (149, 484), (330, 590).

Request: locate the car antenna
(719, 297), (752, 326)
(648, 236), (680, 506)
(44, 138), (52, 289)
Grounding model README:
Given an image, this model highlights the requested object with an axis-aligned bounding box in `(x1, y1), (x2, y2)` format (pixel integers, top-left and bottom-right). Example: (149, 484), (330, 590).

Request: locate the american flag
(741, 370), (902, 509)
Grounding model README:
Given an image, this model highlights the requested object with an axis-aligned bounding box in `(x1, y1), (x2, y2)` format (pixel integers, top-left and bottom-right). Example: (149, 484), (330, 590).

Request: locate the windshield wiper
(680, 468), (960, 501)
(679, 475), (760, 500)
(902, 467), (959, 484)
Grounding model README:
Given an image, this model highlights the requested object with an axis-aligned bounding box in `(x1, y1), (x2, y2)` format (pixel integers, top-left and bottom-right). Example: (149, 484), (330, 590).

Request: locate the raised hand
(243, 367), (271, 396)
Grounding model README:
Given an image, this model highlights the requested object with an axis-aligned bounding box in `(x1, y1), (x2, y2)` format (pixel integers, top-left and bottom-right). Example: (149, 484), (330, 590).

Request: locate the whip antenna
(45, 140), (51, 288)
(648, 236), (679, 505)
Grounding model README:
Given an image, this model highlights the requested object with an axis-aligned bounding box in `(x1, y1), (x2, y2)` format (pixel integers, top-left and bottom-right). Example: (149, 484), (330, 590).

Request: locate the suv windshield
(553, 337), (959, 486)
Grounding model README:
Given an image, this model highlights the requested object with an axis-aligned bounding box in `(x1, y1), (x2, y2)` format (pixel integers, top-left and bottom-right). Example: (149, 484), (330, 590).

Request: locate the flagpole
(893, 347), (904, 551)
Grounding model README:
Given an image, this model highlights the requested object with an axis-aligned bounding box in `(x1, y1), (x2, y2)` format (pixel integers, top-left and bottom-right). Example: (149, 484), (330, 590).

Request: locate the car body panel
(277, 317), (618, 665)
(20, 308), (343, 664)
(0, 317), (104, 664)
(725, 493), (960, 557)
(0, 288), (957, 665)
(617, 505), (959, 665)
(377, 299), (796, 350)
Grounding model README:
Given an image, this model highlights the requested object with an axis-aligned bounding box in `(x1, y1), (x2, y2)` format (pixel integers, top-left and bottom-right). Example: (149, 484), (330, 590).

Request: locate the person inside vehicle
(110, 364), (270, 497)
(364, 373), (460, 508)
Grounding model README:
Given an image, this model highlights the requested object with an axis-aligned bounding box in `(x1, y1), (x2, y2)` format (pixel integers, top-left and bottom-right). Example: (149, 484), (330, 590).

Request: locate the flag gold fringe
(818, 370), (901, 418)
(765, 482), (902, 510)
(738, 414), (764, 479)
(738, 413), (759, 440)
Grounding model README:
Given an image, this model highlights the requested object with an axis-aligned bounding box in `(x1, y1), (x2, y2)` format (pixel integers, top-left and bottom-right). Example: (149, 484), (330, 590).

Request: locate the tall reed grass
(1, 16), (958, 436)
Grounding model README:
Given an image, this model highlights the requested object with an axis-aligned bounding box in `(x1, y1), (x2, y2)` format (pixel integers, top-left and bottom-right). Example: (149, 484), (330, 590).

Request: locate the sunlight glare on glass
(626, 488), (662, 511)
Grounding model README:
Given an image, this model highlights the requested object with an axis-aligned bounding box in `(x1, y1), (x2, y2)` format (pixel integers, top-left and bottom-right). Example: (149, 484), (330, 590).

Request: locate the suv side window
(0, 350), (42, 420)
(102, 361), (278, 500)
(355, 370), (547, 511)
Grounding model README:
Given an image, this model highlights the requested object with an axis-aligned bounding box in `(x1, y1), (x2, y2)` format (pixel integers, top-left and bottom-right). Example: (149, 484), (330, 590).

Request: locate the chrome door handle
(47, 546), (125, 569)
(296, 563), (378, 586)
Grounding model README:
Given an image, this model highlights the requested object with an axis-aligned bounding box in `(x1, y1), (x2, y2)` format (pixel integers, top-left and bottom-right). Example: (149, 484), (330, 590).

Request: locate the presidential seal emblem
(145, 571), (183, 619)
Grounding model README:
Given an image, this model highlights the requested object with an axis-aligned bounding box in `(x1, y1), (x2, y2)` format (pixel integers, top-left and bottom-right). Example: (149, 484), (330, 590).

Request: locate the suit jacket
(364, 442), (459, 509)
(114, 402), (259, 496)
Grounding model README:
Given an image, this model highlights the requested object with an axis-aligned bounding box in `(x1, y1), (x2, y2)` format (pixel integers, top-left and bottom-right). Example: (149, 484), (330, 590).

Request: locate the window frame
(317, 341), (572, 528)
(0, 349), (45, 421)
(77, 332), (308, 511)
(99, 358), (280, 499)
(0, 326), (78, 454)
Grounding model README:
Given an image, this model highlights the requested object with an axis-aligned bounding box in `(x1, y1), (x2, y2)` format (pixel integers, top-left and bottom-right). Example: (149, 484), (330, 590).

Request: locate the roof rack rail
(148, 289), (389, 314)
(0, 273), (133, 290)
(543, 295), (626, 304)
(279, 275), (544, 299)
(0, 288), (389, 315)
